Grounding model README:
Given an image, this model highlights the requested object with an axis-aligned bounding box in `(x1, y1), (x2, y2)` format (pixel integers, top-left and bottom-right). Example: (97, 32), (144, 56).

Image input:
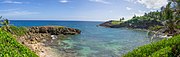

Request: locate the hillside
(100, 0), (180, 36)
(0, 29), (38, 57)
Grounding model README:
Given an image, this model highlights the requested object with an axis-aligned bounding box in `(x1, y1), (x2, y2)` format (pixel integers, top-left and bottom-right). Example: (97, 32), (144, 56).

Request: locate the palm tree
(161, 0), (180, 35)
(0, 16), (11, 32)
(2, 19), (10, 27)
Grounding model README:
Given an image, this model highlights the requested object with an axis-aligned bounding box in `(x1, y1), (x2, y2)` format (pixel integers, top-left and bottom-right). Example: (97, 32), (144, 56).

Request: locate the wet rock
(51, 35), (58, 39)
(64, 49), (76, 53)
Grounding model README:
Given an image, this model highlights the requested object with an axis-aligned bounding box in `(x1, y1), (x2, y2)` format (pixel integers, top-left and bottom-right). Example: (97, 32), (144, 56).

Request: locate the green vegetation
(0, 16), (28, 36)
(0, 29), (38, 57)
(0, 17), (38, 57)
(58, 26), (65, 28)
(119, 17), (125, 22)
(124, 35), (180, 57)
(150, 46), (172, 57)
(110, 17), (125, 25)
(0, 16), (10, 31)
(111, 20), (122, 25)
(177, 26), (180, 29)
(1, 25), (28, 36)
(149, 25), (163, 31)
(111, 0), (180, 35)
(123, 0), (180, 56)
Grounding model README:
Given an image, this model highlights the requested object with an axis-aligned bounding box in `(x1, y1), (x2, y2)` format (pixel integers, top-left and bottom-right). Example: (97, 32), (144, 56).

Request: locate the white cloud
(89, 0), (110, 4)
(124, 0), (137, 3)
(59, 0), (69, 3)
(126, 7), (132, 10)
(130, 10), (146, 16)
(0, 9), (18, 12)
(124, 0), (168, 9)
(0, 9), (39, 16)
(137, 0), (168, 9)
(1, 0), (23, 4)
(124, 0), (135, 2)
(150, 9), (157, 12)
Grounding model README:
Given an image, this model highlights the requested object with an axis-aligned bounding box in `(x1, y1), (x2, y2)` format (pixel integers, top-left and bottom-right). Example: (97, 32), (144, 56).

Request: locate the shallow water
(11, 20), (155, 57)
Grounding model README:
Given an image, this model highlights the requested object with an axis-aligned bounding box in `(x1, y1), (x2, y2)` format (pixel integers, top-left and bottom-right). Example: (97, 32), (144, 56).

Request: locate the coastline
(99, 21), (173, 39)
(17, 35), (76, 57)
(16, 26), (80, 57)
(128, 28), (172, 39)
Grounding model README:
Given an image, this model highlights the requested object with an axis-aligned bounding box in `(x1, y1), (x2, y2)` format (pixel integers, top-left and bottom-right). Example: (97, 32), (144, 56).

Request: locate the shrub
(149, 25), (163, 31)
(0, 29), (38, 57)
(1, 26), (28, 36)
(177, 26), (180, 29)
(150, 46), (173, 57)
(123, 35), (180, 57)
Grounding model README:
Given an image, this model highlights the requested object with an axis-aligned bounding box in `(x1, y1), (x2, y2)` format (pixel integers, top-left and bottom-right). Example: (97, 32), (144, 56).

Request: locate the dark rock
(29, 26), (81, 35)
(64, 49), (76, 53)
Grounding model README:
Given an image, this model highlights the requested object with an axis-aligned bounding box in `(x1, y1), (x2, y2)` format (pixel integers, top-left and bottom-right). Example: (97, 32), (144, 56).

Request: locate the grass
(0, 29), (38, 57)
(123, 35), (180, 57)
(111, 20), (123, 25)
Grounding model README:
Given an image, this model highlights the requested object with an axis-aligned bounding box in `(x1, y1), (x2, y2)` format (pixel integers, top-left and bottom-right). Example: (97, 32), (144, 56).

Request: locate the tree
(132, 15), (136, 18)
(120, 17), (125, 22)
(161, 1), (180, 35)
(0, 16), (11, 32)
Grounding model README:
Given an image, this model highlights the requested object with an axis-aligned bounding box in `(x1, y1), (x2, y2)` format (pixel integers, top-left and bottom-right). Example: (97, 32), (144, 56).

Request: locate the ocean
(10, 20), (154, 57)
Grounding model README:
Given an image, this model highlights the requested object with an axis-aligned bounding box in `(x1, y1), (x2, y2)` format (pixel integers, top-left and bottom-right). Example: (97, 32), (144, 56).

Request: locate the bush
(177, 26), (180, 29)
(150, 46), (173, 57)
(0, 29), (38, 57)
(123, 35), (180, 57)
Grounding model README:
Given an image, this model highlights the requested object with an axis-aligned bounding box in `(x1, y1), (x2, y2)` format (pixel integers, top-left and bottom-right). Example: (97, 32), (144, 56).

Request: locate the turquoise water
(11, 20), (153, 57)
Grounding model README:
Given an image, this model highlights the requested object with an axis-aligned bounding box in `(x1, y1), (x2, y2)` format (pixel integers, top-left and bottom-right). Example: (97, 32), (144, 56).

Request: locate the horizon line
(8, 19), (107, 22)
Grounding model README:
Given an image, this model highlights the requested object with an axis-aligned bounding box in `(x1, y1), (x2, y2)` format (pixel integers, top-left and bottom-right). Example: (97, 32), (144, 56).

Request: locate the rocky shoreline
(99, 20), (163, 29)
(17, 26), (81, 57)
(99, 21), (174, 39)
(99, 20), (127, 28)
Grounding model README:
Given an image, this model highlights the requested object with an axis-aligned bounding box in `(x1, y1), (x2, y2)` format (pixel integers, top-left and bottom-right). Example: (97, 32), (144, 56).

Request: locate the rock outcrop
(29, 26), (81, 35)
(99, 20), (123, 28)
(99, 20), (163, 29)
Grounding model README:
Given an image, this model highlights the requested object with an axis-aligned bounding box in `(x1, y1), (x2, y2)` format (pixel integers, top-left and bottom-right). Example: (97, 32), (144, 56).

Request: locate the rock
(99, 20), (126, 28)
(29, 26), (81, 35)
(17, 26), (79, 57)
(64, 49), (76, 53)
(99, 20), (115, 28)
(100, 20), (163, 29)
(51, 35), (58, 39)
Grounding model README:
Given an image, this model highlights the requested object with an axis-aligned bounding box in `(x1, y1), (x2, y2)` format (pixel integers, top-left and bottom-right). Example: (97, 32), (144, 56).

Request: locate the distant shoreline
(8, 19), (107, 22)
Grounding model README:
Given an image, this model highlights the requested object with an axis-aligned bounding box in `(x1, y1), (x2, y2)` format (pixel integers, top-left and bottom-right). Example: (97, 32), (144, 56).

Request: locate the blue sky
(0, 0), (168, 21)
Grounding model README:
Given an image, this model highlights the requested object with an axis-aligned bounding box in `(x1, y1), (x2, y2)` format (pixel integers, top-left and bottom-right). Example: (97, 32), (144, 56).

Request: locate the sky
(0, 0), (168, 21)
